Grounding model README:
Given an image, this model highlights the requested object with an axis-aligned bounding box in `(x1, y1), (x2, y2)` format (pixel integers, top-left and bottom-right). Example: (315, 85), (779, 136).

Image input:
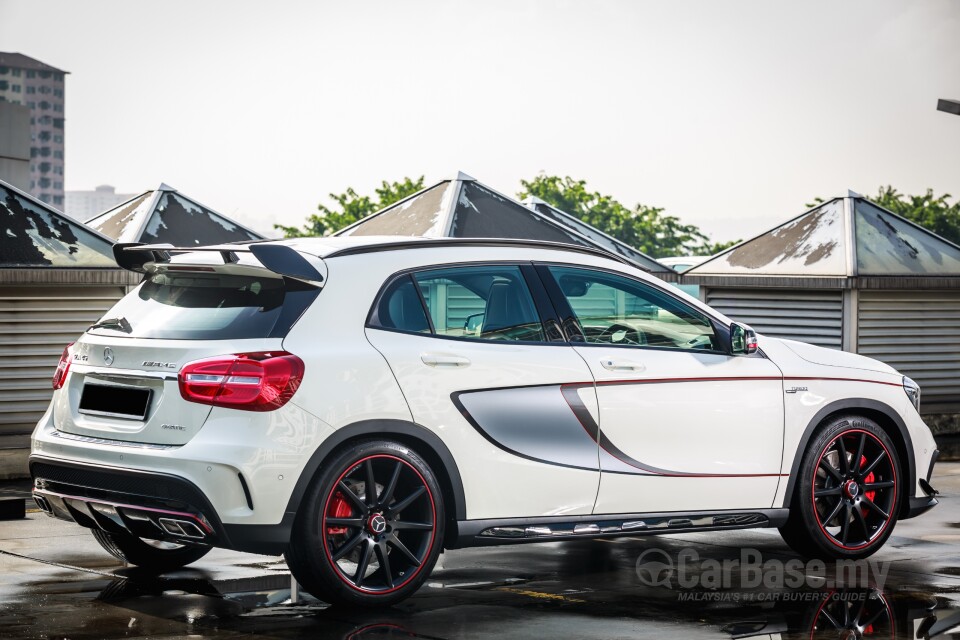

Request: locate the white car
(30, 237), (939, 606)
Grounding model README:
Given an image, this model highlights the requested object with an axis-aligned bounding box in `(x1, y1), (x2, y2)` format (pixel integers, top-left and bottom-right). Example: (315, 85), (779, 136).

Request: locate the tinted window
(413, 266), (545, 342)
(373, 276), (431, 333)
(548, 266), (719, 351)
(89, 272), (315, 340)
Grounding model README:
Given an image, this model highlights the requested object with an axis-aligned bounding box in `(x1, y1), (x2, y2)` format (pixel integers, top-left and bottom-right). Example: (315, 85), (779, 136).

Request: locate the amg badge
(143, 361), (178, 369)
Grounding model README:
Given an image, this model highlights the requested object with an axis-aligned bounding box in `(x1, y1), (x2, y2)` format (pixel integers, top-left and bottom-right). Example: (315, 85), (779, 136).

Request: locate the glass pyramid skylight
(0, 181), (116, 267)
(337, 174), (672, 273)
(855, 199), (960, 275)
(87, 184), (263, 246)
(689, 196), (960, 278)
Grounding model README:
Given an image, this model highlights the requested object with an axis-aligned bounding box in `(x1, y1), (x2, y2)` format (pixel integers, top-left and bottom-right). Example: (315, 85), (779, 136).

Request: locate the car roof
(252, 235), (636, 266)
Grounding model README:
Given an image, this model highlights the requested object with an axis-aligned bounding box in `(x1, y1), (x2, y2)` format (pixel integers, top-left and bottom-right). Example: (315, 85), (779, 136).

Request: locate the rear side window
(89, 272), (317, 340)
(373, 276), (431, 333)
(370, 265), (546, 343)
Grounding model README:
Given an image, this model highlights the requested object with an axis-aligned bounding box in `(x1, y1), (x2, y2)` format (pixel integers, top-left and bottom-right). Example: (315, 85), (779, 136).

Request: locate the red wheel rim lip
(809, 590), (895, 640)
(811, 429), (897, 551)
(320, 453), (437, 595)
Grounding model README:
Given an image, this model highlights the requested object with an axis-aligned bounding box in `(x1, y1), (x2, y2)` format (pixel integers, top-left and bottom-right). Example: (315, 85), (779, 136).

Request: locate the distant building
(87, 182), (265, 245)
(65, 185), (136, 221)
(0, 52), (68, 208)
(0, 101), (30, 191)
(684, 194), (960, 414)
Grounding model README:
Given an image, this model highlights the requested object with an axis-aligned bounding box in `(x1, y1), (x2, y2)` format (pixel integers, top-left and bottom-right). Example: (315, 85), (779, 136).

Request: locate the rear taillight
(52, 342), (74, 390)
(178, 352), (304, 412)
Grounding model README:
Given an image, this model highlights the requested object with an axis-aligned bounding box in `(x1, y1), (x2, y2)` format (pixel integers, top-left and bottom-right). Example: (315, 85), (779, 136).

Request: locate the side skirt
(451, 508), (790, 548)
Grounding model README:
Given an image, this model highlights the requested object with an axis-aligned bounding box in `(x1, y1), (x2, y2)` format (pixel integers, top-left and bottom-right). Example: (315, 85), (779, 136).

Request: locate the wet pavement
(2, 465), (960, 639)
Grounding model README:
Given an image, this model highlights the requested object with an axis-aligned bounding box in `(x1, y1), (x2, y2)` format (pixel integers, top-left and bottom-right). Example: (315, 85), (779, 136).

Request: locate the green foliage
(518, 175), (737, 258)
(808, 187), (960, 245)
(280, 172), (740, 258)
(274, 176), (425, 238)
(865, 186), (960, 245)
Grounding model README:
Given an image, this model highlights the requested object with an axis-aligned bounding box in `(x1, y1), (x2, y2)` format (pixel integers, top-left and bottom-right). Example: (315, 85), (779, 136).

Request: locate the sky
(1, 0), (958, 243)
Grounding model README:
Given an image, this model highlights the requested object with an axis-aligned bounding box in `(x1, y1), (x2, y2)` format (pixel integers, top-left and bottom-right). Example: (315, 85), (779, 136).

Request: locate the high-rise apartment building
(0, 52), (68, 208)
(65, 185), (136, 221)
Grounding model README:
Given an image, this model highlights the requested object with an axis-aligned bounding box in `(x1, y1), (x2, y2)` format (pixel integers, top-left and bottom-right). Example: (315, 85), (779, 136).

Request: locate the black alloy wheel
(808, 590), (894, 640)
(811, 429), (897, 550)
(286, 439), (445, 607)
(780, 415), (901, 560)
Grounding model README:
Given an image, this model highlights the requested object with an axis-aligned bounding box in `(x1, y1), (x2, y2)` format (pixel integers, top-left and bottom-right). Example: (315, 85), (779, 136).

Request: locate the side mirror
(464, 312), (484, 335)
(730, 322), (758, 355)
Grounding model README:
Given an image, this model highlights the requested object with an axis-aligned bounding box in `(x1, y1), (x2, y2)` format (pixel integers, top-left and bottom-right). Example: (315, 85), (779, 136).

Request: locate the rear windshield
(89, 272), (318, 340)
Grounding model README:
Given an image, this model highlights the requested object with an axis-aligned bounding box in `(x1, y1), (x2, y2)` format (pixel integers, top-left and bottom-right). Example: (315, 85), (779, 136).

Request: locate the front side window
(547, 266), (719, 351)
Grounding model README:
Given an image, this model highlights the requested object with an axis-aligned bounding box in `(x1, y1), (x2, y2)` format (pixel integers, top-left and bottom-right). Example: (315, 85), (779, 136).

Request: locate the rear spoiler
(113, 242), (325, 285)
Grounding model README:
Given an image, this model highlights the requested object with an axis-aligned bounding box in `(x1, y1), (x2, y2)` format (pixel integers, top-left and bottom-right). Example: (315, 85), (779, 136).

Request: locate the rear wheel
(91, 529), (211, 571)
(780, 415), (901, 559)
(285, 439), (444, 607)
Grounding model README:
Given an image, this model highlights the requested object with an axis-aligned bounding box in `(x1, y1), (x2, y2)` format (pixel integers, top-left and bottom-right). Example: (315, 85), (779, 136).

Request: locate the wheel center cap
(843, 480), (860, 499)
(367, 513), (387, 534)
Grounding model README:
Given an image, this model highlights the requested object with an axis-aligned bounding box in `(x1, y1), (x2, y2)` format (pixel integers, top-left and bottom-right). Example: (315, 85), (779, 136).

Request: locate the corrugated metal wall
(0, 285), (126, 438)
(705, 289), (844, 349)
(858, 290), (960, 412)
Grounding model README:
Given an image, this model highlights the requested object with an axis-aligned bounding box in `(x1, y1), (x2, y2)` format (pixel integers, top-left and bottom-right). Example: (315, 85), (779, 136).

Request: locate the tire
(91, 529), (211, 571)
(285, 439), (445, 607)
(779, 415), (901, 560)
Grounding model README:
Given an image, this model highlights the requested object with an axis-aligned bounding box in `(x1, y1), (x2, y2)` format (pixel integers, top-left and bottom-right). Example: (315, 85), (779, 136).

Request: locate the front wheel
(285, 439), (445, 607)
(780, 415), (901, 560)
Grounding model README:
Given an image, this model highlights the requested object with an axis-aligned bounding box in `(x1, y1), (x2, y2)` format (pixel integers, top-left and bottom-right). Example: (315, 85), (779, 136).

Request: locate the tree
(866, 187), (960, 245)
(807, 187), (960, 245)
(518, 175), (738, 258)
(275, 176), (425, 238)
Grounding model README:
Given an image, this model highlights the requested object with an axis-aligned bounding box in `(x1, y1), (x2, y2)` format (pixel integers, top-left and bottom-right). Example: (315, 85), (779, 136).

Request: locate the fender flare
(780, 398), (915, 509)
(284, 419), (467, 520)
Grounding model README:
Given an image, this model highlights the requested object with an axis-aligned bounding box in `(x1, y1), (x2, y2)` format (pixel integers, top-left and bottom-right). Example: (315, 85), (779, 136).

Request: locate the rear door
(538, 264), (785, 515)
(364, 263), (601, 520)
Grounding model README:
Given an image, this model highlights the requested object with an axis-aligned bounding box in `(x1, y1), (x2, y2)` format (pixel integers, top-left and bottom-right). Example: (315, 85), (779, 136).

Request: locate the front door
(538, 264), (785, 515)
(365, 263), (601, 520)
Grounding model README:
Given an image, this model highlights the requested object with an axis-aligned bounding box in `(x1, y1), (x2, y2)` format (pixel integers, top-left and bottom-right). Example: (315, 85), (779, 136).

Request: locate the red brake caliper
(860, 455), (876, 517)
(327, 491), (353, 535)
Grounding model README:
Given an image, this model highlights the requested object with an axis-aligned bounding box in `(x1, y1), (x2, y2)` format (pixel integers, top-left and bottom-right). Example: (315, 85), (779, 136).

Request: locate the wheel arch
(285, 419), (467, 531)
(782, 398), (915, 516)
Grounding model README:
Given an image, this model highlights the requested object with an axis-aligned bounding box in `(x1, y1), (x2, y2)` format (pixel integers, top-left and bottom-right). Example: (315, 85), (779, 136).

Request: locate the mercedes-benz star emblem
(369, 513), (387, 534)
(103, 347), (114, 366)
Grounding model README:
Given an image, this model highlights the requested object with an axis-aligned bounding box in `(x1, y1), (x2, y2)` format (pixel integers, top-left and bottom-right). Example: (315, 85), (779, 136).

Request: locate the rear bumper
(29, 456), (291, 554)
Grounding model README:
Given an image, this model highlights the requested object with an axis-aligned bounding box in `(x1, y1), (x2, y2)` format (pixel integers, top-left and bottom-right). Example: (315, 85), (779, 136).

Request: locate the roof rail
(322, 237), (636, 266)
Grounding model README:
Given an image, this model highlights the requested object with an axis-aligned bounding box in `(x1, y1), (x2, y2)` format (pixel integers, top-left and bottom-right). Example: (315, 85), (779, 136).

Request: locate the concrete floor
(2, 466), (960, 639)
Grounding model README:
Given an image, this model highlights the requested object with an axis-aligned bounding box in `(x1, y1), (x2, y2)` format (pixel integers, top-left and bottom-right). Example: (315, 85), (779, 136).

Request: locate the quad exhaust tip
(158, 517), (206, 539)
(33, 495), (52, 513)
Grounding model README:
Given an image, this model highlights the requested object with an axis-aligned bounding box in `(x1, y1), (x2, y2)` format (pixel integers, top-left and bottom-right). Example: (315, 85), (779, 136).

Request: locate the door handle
(420, 353), (471, 368)
(600, 359), (646, 372)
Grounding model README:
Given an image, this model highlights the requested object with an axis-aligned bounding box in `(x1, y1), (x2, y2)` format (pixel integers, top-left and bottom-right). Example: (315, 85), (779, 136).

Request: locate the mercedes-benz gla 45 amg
(30, 237), (939, 606)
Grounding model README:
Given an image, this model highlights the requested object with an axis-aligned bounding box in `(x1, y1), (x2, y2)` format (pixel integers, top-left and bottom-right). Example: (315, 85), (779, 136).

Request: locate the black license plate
(79, 384), (151, 420)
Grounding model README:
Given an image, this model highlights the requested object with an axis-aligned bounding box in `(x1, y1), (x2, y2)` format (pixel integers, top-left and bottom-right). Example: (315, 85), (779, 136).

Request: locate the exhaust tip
(33, 495), (51, 513)
(158, 517), (206, 539)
